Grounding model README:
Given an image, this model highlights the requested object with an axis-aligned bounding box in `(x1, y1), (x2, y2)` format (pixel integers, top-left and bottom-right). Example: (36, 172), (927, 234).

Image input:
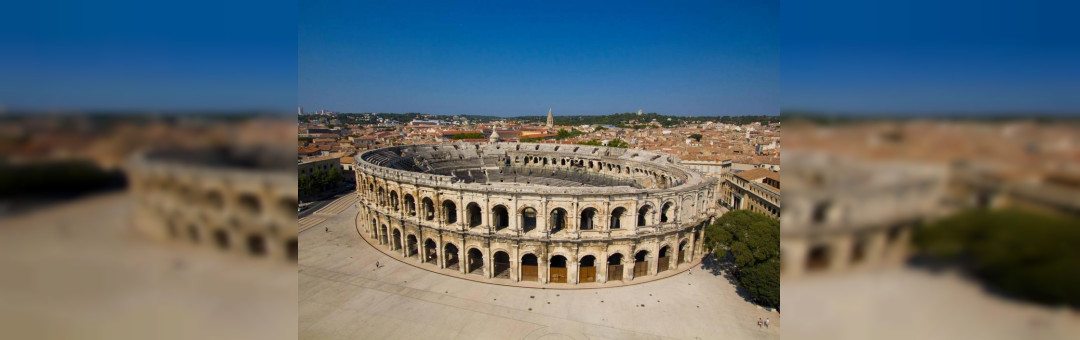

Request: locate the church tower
(546, 108), (553, 128)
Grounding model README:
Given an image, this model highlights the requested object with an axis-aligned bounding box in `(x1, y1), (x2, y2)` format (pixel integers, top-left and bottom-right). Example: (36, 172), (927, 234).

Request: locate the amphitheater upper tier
(354, 142), (718, 286)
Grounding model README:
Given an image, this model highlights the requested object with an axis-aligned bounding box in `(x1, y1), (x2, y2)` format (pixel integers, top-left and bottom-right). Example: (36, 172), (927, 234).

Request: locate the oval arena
(354, 142), (717, 286)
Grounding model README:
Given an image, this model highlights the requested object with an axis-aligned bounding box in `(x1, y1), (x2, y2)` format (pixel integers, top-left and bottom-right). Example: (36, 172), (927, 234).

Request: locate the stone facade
(780, 152), (947, 278)
(355, 142), (717, 286)
(127, 149), (299, 262)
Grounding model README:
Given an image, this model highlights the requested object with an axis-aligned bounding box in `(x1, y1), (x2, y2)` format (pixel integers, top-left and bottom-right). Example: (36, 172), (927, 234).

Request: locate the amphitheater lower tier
(357, 204), (709, 286)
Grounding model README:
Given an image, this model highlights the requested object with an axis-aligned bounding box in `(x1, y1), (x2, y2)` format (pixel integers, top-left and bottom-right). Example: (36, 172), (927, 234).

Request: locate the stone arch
(391, 228), (402, 250)
(520, 253), (539, 281)
(247, 234), (267, 257)
(406, 234), (418, 257)
(610, 206), (627, 229)
(637, 204), (653, 226)
(424, 238), (438, 264)
(807, 244), (830, 272)
(213, 229), (229, 250)
(520, 206), (538, 233)
(444, 243), (460, 270)
(466, 202), (483, 227)
(403, 194), (416, 216)
(466, 248), (484, 275)
(579, 255), (597, 283)
(238, 193), (261, 215)
(549, 208), (568, 233)
(442, 200), (457, 224)
(389, 190), (399, 211)
(549, 255), (568, 283)
(493, 251), (511, 279)
(492, 204), (510, 230)
(660, 201), (674, 223)
(421, 197), (435, 221)
(579, 207), (598, 230)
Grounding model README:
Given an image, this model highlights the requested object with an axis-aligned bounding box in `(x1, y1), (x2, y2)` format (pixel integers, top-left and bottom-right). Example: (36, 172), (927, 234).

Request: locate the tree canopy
(451, 132), (485, 140)
(914, 209), (1080, 307)
(705, 210), (780, 308)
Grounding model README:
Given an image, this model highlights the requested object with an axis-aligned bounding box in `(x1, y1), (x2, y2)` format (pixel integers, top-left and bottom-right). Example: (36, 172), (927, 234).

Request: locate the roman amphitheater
(127, 147), (300, 262)
(354, 142), (717, 286)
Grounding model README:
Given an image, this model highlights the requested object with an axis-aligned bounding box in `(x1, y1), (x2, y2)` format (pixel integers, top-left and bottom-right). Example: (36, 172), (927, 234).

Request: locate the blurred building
(780, 152), (948, 279)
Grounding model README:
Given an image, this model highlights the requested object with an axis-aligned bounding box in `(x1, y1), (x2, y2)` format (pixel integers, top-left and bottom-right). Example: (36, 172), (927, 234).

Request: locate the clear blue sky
(300, 1), (779, 117)
(0, 0), (296, 112)
(783, 0), (1080, 114)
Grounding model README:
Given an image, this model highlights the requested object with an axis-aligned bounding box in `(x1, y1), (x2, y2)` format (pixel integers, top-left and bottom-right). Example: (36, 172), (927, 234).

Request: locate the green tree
(705, 210), (780, 308)
(914, 209), (1080, 307)
(689, 134), (703, 142)
(299, 174), (314, 198)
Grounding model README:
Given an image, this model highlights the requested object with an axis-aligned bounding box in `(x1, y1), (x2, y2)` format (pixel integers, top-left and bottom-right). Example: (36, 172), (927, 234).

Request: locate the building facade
(354, 142), (717, 286)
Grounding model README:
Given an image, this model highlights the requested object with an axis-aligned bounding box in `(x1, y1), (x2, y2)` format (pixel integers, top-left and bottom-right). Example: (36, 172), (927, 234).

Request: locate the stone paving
(299, 204), (780, 340)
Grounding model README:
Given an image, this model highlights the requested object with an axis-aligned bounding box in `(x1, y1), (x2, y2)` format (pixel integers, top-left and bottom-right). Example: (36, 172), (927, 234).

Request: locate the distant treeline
(325, 112), (779, 126)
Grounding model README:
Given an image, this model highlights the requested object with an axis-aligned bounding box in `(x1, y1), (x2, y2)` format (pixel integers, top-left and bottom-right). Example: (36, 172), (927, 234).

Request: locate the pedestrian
(376, 261), (380, 269)
(325, 227), (328, 232)
(689, 268), (692, 275)
(757, 318), (762, 328)
(765, 318), (770, 329)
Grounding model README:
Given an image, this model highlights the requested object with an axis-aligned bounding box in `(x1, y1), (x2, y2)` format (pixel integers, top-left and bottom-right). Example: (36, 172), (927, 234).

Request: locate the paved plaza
(0, 193), (297, 340)
(299, 204), (780, 340)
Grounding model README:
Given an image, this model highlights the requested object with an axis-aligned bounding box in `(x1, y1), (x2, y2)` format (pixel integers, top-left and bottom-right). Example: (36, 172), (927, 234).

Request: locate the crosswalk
(298, 194), (359, 232)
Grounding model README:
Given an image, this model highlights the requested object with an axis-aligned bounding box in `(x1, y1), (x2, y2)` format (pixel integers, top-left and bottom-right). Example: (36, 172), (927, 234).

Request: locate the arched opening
(492, 205), (509, 231)
(658, 246), (671, 272)
(610, 207), (626, 229)
(660, 202), (673, 223)
(205, 191), (224, 209)
(187, 225), (200, 243)
(239, 194), (260, 215)
(213, 229), (229, 250)
(633, 250), (649, 278)
(444, 243), (460, 270)
(404, 194), (416, 216)
(286, 238), (297, 261)
(442, 200), (457, 224)
(521, 254), (539, 281)
(807, 245), (830, 272)
(392, 229), (402, 251)
(521, 207), (537, 233)
(549, 255), (568, 283)
(579, 255), (596, 283)
(424, 239), (437, 264)
(466, 203), (483, 228)
(406, 235), (418, 258)
(467, 248), (484, 275)
(389, 191), (399, 211)
(550, 208), (567, 233)
(637, 205), (652, 226)
(607, 253), (624, 281)
(851, 237), (867, 264)
(247, 234), (266, 257)
(678, 240), (688, 263)
(376, 188), (385, 206)
(379, 225), (388, 244)
(422, 198), (435, 221)
(493, 251), (510, 279)
(812, 201), (830, 224)
(579, 207), (597, 230)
